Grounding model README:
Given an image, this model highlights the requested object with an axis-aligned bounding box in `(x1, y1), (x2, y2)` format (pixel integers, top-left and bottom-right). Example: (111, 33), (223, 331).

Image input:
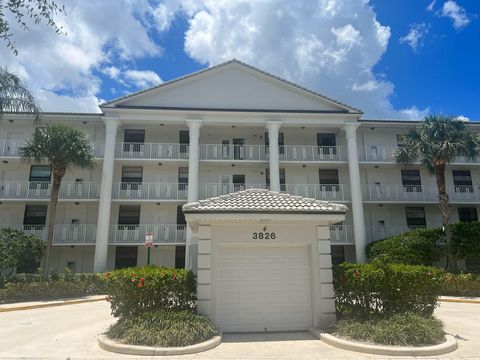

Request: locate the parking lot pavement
(0, 299), (478, 359)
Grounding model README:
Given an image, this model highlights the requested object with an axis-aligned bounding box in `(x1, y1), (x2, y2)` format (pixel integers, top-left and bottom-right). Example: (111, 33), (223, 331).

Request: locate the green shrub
(335, 313), (445, 346)
(366, 227), (443, 266)
(334, 261), (445, 319)
(104, 266), (196, 319)
(106, 310), (218, 347)
(443, 273), (480, 296)
(451, 222), (480, 260)
(0, 272), (105, 302)
(0, 227), (45, 275)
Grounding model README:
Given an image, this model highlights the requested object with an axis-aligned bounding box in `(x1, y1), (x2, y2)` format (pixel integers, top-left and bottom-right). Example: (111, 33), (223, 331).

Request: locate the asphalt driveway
(0, 300), (478, 359)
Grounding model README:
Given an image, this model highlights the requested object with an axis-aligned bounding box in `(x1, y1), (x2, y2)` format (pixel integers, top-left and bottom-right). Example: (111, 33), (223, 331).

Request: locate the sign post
(145, 232), (153, 265)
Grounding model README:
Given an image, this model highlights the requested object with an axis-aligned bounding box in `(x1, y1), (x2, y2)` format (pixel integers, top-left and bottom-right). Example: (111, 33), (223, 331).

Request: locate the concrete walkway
(0, 300), (478, 359)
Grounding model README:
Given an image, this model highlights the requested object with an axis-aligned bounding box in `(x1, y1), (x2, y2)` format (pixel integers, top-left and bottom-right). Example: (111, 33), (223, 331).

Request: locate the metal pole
(147, 246), (151, 265)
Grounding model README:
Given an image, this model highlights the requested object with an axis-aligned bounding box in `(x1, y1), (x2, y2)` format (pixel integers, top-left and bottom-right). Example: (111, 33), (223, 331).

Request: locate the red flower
(137, 282), (143, 288)
(140, 277), (145, 282)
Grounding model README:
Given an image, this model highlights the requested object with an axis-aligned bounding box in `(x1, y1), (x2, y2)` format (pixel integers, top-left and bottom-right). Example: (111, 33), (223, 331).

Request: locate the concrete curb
(440, 297), (480, 304)
(97, 334), (222, 356)
(314, 331), (457, 356)
(0, 295), (105, 312)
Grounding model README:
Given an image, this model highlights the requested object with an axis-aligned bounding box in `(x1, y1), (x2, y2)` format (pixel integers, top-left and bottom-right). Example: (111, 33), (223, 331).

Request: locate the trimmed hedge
(106, 310), (218, 347)
(104, 266), (196, 319)
(0, 272), (105, 303)
(443, 273), (480, 297)
(335, 313), (445, 346)
(0, 227), (45, 273)
(366, 227), (442, 266)
(334, 261), (445, 319)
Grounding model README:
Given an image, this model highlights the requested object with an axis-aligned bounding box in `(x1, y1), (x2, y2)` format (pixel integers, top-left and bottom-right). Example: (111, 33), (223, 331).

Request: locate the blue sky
(1, 0), (479, 120)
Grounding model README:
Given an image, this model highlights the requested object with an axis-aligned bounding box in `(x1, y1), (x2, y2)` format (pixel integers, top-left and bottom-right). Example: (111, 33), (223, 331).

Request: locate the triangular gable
(101, 60), (362, 114)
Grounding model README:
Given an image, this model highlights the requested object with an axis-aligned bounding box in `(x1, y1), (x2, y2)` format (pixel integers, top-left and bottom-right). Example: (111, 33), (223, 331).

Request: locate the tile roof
(183, 188), (348, 214)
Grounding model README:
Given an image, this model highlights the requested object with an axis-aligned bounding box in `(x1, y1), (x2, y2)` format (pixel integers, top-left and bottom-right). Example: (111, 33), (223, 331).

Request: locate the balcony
(6, 224), (96, 244)
(0, 139), (25, 157)
(0, 181), (100, 200)
(112, 182), (188, 201)
(109, 224), (186, 245)
(280, 145), (347, 162)
(200, 144), (267, 161)
(360, 145), (480, 164)
(329, 225), (354, 244)
(363, 184), (439, 202)
(200, 183), (267, 198)
(286, 184), (349, 201)
(115, 142), (188, 160)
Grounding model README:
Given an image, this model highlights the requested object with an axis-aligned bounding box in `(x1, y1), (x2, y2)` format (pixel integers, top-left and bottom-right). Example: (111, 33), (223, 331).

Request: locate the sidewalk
(0, 294), (105, 312)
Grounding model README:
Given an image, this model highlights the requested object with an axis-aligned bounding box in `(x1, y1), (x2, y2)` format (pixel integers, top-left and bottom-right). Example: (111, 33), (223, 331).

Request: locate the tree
(1, 0), (66, 56)
(393, 115), (480, 273)
(0, 67), (41, 124)
(20, 124), (95, 278)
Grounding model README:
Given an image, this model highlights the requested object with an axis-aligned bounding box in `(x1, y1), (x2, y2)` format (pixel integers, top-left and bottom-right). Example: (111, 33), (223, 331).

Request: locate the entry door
(233, 175), (246, 192)
(115, 246), (138, 269)
(233, 138), (245, 160)
(216, 245), (313, 332)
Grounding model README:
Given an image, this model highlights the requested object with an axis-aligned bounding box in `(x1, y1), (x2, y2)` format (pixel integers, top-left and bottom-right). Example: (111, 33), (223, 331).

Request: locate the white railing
(448, 185), (480, 202)
(201, 183), (267, 198)
(329, 225), (354, 244)
(91, 142), (105, 158)
(112, 182), (188, 200)
(286, 184), (349, 201)
(200, 144), (267, 161)
(360, 145), (480, 164)
(0, 181), (100, 199)
(363, 184), (438, 202)
(115, 142), (189, 160)
(3, 224), (97, 244)
(109, 224), (186, 244)
(0, 139), (25, 157)
(280, 145), (346, 162)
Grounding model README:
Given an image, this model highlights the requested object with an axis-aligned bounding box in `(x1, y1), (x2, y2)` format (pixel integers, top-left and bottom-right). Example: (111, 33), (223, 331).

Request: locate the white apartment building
(1, 59), (479, 273)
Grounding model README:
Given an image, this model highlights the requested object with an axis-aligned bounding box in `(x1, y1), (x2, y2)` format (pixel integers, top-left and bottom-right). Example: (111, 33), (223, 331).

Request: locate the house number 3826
(252, 232), (276, 240)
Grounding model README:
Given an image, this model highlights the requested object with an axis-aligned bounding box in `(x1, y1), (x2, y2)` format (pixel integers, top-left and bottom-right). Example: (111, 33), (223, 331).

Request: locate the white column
(344, 123), (367, 263)
(185, 119), (202, 269)
(266, 121), (282, 191)
(93, 117), (118, 272)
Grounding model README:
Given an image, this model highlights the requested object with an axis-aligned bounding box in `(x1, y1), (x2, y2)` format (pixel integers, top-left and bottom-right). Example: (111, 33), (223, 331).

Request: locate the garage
(183, 189), (347, 333)
(216, 245), (312, 332)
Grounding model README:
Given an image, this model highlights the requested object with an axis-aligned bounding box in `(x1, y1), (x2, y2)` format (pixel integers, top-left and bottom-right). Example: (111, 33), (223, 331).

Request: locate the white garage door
(216, 245), (312, 332)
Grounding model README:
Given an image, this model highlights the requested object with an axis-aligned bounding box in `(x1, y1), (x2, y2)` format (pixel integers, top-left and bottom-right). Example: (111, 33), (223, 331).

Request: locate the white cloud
(427, 0), (437, 12)
(103, 66), (121, 80)
(180, 0), (425, 119)
(400, 23), (429, 52)
(124, 70), (163, 88)
(1, 0), (162, 111)
(399, 106), (430, 120)
(440, 1), (470, 29)
(35, 90), (102, 113)
(456, 115), (470, 122)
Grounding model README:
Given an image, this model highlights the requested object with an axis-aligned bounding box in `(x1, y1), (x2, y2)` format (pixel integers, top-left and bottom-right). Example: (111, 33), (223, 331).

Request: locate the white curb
(314, 331), (457, 356)
(98, 334), (221, 356)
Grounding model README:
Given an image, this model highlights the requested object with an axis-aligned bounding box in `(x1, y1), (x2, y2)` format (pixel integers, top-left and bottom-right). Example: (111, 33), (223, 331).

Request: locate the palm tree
(20, 124), (95, 278)
(0, 67), (41, 124)
(393, 115), (480, 273)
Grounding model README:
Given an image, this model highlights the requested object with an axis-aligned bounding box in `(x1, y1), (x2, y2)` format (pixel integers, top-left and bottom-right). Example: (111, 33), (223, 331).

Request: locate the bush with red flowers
(104, 266), (196, 319)
(334, 260), (445, 320)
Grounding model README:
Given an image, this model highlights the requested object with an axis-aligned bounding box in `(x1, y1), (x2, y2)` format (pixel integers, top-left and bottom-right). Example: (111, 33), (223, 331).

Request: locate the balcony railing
(201, 183), (267, 198)
(0, 181), (100, 200)
(5, 224), (96, 244)
(0, 139), (25, 157)
(329, 225), (353, 244)
(286, 184), (349, 201)
(448, 185), (480, 202)
(109, 224), (186, 244)
(112, 182), (188, 200)
(368, 225), (427, 242)
(200, 144), (267, 161)
(280, 145), (346, 162)
(115, 142), (189, 160)
(363, 184), (439, 202)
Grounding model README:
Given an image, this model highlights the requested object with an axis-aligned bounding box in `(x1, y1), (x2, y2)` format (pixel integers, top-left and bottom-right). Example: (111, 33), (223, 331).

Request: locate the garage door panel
(216, 245), (313, 332)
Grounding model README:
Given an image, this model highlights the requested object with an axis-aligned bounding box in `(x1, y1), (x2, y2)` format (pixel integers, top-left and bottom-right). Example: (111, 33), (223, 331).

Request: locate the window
(319, 169), (340, 192)
(331, 246), (345, 266)
(405, 207), (426, 228)
(176, 205), (186, 226)
(118, 205), (140, 226)
(265, 168), (286, 191)
(317, 133), (336, 155)
(179, 130), (189, 153)
(233, 174), (246, 191)
(23, 205), (47, 225)
(396, 134), (405, 147)
(124, 129), (145, 143)
(175, 246), (186, 269)
(178, 167), (188, 184)
(29, 165), (51, 189)
(401, 170), (422, 192)
(66, 261), (76, 272)
(121, 166), (143, 190)
(264, 132), (285, 155)
(458, 207), (478, 222)
(453, 170), (473, 192)
(71, 219), (80, 225)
